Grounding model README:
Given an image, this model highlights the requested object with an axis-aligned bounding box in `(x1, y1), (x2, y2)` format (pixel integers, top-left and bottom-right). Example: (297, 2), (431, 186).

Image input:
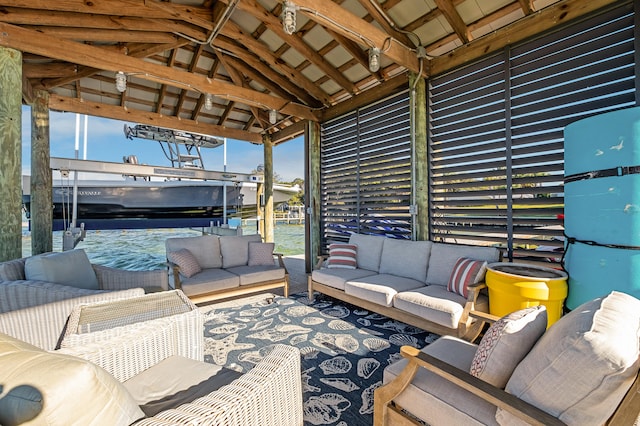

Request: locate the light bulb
(282, 1), (297, 35)
(115, 71), (127, 93)
(205, 94), (213, 111)
(269, 109), (277, 125)
(369, 48), (380, 73)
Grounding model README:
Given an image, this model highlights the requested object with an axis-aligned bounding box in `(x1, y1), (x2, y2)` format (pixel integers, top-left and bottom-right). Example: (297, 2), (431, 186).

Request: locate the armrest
(469, 310), (500, 324)
(315, 255), (327, 270)
(374, 345), (565, 426)
(166, 260), (183, 290)
(273, 252), (289, 273)
(93, 264), (169, 291)
(457, 282), (489, 340)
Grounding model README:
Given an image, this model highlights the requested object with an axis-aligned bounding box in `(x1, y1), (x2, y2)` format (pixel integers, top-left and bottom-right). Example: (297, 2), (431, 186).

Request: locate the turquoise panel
(564, 107), (640, 309)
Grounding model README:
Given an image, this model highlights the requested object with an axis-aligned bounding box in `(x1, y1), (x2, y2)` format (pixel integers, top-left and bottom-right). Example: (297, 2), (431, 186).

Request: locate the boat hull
(22, 179), (298, 230)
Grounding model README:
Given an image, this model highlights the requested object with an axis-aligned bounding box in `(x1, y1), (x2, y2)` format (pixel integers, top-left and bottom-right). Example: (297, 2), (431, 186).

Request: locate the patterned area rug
(202, 292), (439, 426)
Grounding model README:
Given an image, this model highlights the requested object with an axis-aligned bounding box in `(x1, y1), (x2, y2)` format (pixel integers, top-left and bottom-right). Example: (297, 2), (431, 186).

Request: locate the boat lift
(54, 124), (264, 250)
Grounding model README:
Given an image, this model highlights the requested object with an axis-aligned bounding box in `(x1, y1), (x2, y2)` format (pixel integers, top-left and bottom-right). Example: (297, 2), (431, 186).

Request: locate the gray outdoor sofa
(165, 233), (289, 304)
(309, 233), (501, 340)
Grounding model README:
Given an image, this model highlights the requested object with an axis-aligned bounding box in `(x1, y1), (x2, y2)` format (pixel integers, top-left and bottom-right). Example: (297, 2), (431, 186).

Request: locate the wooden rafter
(0, 22), (318, 120)
(433, 0), (472, 43)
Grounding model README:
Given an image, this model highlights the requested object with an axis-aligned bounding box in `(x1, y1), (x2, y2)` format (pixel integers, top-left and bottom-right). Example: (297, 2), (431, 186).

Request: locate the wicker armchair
(0, 251), (168, 313)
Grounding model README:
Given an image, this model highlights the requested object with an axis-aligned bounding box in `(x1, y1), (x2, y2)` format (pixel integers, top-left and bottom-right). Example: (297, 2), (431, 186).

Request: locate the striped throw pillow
(447, 257), (488, 297)
(326, 243), (357, 269)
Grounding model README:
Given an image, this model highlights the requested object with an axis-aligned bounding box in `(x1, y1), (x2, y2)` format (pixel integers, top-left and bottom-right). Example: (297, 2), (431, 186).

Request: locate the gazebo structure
(0, 0), (637, 272)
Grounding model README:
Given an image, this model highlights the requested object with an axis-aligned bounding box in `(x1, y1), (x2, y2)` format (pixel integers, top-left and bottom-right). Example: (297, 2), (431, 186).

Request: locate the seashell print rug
(202, 292), (439, 426)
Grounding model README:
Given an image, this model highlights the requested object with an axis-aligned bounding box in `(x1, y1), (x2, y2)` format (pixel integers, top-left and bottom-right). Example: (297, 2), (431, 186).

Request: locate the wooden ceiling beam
(40, 41), (190, 90)
(23, 27), (179, 44)
(518, 0), (535, 15)
(433, 0), (471, 43)
(291, 0), (423, 76)
(48, 94), (263, 143)
(430, 0), (620, 76)
(219, 21), (332, 106)
(228, 0), (358, 95)
(217, 54), (265, 129)
(213, 36), (319, 107)
(354, 0), (415, 48)
(0, 7), (206, 41)
(0, 22), (318, 121)
(23, 63), (78, 79)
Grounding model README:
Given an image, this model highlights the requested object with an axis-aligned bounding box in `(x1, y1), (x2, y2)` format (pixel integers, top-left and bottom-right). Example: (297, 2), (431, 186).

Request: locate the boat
(22, 124), (301, 231)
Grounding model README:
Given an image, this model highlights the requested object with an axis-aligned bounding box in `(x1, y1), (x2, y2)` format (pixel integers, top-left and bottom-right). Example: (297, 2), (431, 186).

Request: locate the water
(21, 223), (305, 270)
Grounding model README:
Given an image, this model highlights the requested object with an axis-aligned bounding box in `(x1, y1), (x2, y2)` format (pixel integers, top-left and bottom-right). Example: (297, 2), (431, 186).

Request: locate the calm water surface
(22, 223), (304, 270)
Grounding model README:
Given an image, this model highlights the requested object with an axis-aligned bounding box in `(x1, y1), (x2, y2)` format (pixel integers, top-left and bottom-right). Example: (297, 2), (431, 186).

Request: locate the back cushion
(220, 234), (263, 268)
(426, 243), (500, 286)
(496, 291), (640, 425)
(379, 239), (432, 283)
(25, 249), (99, 290)
(0, 333), (144, 425)
(348, 233), (385, 272)
(165, 235), (222, 269)
(0, 258), (26, 281)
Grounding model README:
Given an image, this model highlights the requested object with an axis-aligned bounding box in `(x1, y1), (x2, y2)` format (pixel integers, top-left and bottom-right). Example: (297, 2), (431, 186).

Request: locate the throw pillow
(326, 243), (358, 269)
(470, 305), (547, 388)
(24, 249), (99, 290)
(0, 332), (144, 425)
(447, 257), (488, 297)
(168, 248), (202, 278)
(248, 242), (276, 266)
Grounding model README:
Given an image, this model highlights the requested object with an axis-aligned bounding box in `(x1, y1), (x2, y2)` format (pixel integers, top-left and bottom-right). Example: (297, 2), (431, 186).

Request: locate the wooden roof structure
(0, 0), (618, 145)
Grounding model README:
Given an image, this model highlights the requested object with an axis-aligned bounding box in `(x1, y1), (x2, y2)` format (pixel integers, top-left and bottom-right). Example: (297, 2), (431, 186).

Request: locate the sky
(20, 106), (305, 183)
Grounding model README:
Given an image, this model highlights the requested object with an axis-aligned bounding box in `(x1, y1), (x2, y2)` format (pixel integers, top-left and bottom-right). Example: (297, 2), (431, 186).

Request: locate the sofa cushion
(220, 234), (263, 268)
(248, 242), (275, 266)
(393, 285), (489, 329)
(379, 239), (432, 283)
(426, 243), (500, 286)
(178, 268), (240, 297)
(0, 332), (144, 425)
(384, 336), (498, 426)
(25, 249), (99, 290)
(0, 257), (26, 280)
(166, 235), (222, 269)
(447, 257), (488, 297)
(168, 248), (202, 278)
(124, 355), (241, 416)
(226, 265), (285, 285)
(348, 233), (385, 272)
(311, 268), (378, 291)
(470, 306), (547, 388)
(497, 291), (640, 426)
(345, 273), (425, 307)
(326, 243), (358, 269)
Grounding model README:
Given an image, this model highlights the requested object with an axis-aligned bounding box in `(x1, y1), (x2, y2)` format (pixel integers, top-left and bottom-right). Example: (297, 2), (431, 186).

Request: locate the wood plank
(433, 0), (471, 43)
(292, 0), (423, 76)
(430, 0), (620, 76)
(47, 94), (263, 143)
(0, 23), (318, 121)
(24, 26), (178, 43)
(23, 63), (78, 79)
(228, 0), (358, 95)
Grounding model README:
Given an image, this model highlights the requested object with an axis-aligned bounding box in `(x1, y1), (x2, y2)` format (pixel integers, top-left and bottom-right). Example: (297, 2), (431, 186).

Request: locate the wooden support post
(31, 90), (53, 254)
(306, 121), (321, 273)
(263, 134), (274, 243)
(256, 182), (264, 238)
(410, 72), (429, 241)
(0, 47), (23, 261)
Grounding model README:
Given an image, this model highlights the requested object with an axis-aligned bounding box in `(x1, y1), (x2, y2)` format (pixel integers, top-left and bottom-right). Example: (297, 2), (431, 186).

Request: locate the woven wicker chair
(0, 252), (168, 313)
(0, 291), (303, 425)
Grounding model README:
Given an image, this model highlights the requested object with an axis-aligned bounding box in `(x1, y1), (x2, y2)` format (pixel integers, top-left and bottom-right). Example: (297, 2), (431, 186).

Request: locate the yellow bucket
(486, 263), (568, 328)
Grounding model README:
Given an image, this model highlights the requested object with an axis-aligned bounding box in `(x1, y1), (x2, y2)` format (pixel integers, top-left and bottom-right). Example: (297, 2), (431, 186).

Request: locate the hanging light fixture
(204, 94), (213, 110)
(368, 48), (381, 73)
(269, 109), (277, 125)
(115, 71), (127, 92)
(282, 1), (298, 35)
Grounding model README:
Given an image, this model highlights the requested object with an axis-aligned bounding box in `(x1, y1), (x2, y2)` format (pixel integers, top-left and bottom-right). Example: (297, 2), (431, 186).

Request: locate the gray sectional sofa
(308, 234), (501, 339)
(165, 234), (289, 304)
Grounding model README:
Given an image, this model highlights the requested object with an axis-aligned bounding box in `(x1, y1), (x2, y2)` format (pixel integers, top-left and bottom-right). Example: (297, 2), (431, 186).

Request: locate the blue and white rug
(202, 292), (439, 425)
